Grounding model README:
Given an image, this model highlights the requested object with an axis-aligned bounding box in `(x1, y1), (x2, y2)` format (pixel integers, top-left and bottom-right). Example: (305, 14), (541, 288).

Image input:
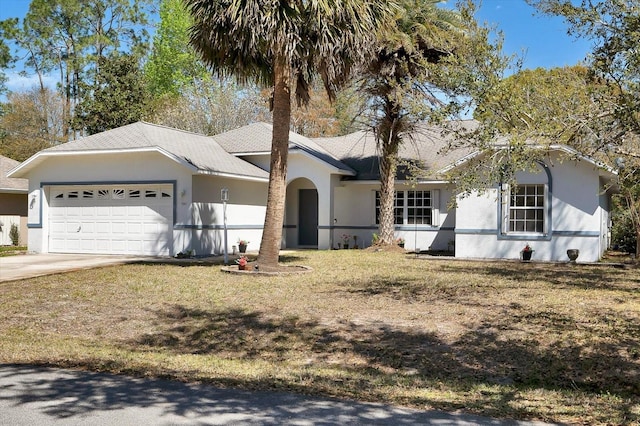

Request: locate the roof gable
(10, 122), (269, 181)
(214, 122), (355, 175)
(313, 124), (476, 181)
(0, 155), (28, 192)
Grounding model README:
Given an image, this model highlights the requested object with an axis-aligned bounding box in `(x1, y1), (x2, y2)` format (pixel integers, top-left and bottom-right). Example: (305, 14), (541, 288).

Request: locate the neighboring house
(0, 155), (28, 246)
(8, 121), (617, 262)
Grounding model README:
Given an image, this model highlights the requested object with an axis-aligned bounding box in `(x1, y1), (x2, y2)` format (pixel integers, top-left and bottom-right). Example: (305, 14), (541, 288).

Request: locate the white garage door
(49, 184), (173, 255)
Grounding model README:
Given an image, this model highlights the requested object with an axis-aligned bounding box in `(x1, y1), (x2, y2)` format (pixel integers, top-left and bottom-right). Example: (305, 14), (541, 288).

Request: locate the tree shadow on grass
(118, 304), (640, 423)
(278, 254), (308, 264)
(432, 262), (640, 291)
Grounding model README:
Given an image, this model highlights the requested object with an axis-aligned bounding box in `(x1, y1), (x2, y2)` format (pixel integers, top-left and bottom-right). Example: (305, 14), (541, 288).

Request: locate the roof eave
(229, 151), (272, 156)
(342, 178), (449, 185)
(8, 147), (199, 178)
(437, 144), (618, 177)
(0, 187), (28, 194)
(196, 169), (268, 182)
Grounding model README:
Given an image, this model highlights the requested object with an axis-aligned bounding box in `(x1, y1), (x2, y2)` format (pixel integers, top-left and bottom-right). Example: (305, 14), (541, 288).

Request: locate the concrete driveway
(0, 253), (149, 282)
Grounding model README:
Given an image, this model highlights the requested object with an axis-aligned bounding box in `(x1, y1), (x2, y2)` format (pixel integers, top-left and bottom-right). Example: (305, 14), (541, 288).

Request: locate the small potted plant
(396, 237), (405, 248)
(342, 233), (351, 249)
(521, 243), (534, 262)
(236, 255), (248, 270)
(237, 238), (249, 253)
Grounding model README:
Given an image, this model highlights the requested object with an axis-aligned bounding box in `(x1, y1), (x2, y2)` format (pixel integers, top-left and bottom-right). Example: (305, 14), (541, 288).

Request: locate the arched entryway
(285, 178), (318, 248)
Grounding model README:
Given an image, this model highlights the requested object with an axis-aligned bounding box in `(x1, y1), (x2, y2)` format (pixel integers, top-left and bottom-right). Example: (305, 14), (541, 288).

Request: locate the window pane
(508, 184), (545, 234)
(407, 190), (432, 225)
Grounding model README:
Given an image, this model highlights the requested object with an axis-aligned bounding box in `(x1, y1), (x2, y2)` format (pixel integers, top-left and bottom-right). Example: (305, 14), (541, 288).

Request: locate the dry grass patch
(1, 250), (639, 424)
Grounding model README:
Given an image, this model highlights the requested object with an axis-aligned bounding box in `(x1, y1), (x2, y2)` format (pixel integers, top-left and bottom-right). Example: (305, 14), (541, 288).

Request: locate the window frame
(374, 189), (438, 226)
(502, 183), (548, 236)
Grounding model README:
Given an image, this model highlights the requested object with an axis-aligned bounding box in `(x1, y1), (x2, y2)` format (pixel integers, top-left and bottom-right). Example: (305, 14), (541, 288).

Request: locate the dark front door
(298, 189), (318, 246)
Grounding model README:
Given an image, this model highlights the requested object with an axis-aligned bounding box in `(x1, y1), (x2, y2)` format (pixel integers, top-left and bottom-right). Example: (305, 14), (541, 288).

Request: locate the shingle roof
(0, 155), (28, 192)
(214, 122), (355, 174)
(42, 122), (269, 180)
(312, 122), (477, 181)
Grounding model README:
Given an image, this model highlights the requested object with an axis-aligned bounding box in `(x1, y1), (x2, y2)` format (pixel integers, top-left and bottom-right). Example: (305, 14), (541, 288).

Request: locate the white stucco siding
(544, 158), (604, 262)
(25, 152), (192, 255)
(455, 188), (499, 232)
(286, 152), (350, 249)
(456, 233), (600, 262)
(183, 175), (267, 255)
(455, 155), (609, 262)
(334, 182), (455, 251)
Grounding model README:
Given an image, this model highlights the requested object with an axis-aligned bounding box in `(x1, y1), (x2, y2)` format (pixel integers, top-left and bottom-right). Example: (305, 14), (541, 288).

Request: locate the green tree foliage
(474, 66), (602, 142)
(360, 0), (508, 245)
(185, 0), (395, 266)
(74, 54), (149, 135)
(145, 0), (207, 99)
(0, 87), (66, 161)
(527, 0), (640, 255)
(611, 194), (637, 252)
(0, 18), (18, 95)
(145, 0), (270, 135)
(11, 0), (152, 139)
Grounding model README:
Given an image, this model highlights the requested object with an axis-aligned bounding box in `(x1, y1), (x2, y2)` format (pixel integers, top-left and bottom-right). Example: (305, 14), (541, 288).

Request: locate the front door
(298, 189), (318, 246)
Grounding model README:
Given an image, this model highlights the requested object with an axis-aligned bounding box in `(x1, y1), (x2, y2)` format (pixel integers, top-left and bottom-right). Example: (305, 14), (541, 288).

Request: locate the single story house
(9, 121), (616, 262)
(0, 155), (28, 245)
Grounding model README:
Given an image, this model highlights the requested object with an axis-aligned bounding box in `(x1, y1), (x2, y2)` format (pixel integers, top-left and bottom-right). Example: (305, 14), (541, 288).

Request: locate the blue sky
(473, 0), (591, 69)
(1, 0), (591, 93)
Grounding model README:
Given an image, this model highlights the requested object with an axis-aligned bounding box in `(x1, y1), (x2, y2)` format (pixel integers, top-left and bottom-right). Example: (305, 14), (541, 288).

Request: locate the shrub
(611, 208), (636, 253)
(9, 223), (19, 246)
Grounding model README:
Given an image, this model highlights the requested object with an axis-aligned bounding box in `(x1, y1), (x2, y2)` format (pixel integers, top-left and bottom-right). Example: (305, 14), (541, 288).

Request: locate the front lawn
(0, 250), (638, 424)
(0, 245), (27, 256)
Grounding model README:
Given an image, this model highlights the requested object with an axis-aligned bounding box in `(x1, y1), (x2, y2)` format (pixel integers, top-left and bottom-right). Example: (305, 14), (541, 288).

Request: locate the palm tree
(186, 0), (395, 267)
(363, 0), (463, 246)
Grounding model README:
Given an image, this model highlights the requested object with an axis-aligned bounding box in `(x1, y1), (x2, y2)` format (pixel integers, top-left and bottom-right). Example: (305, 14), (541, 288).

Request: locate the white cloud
(5, 72), (57, 93)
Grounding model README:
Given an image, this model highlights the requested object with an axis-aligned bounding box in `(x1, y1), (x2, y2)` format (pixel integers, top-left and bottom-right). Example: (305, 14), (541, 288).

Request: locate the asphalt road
(0, 365), (553, 426)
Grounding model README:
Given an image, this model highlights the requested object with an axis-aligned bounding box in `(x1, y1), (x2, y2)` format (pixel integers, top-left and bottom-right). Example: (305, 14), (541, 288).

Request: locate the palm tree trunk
(378, 117), (399, 245)
(258, 59), (291, 267)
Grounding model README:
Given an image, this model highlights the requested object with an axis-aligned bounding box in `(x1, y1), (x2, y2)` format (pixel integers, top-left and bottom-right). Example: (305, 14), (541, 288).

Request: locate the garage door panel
(65, 222), (80, 233)
(81, 207), (96, 218)
(110, 240), (127, 252)
(66, 208), (82, 218)
(64, 237), (81, 252)
(50, 221), (66, 233)
(49, 184), (173, 255)
(111, 206), (127, 217)
(126, 240), (143, 252)
(95, 222), (112, 235)
(81, 222), (96, 233)
(127, 223), (143, 235)
(80, 240), (96, 251)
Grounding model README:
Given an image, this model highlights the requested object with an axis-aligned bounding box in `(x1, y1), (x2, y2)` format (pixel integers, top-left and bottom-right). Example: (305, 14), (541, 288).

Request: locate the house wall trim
(175, 224), (264, 230)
